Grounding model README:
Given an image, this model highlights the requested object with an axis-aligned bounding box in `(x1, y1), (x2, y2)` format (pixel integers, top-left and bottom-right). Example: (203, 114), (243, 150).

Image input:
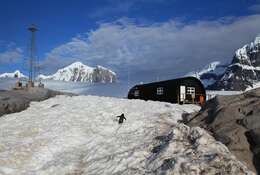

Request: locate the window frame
(186, 87), (195, 95)
(157, 87), (164, 95)
(134, 90), (140, 97)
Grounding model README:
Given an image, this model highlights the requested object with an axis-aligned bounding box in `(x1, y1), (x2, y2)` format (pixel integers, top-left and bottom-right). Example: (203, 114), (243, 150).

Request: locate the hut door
(180, 86), (186, 102)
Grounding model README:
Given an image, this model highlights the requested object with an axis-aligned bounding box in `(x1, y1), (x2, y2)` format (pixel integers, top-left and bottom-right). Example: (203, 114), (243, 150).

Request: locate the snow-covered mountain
(0, 95), (253, 174)
(211, 35), (260, 90)
(187, 61), (227, 88)
(38, 62), (117, 83)
(191, 35), (260, 91)
(0, 70), (27, 79)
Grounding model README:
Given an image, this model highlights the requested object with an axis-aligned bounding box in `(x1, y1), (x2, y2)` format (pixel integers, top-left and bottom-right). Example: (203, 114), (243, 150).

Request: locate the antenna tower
(27, 24), (38, 87)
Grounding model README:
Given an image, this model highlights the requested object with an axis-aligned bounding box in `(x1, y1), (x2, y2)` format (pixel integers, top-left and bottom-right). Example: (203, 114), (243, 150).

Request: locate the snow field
(0, 95), (254, 175)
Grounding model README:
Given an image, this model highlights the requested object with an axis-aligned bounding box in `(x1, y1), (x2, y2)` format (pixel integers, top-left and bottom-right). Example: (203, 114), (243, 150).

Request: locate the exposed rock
(210, 36), (260, 91)
(0, 87), (74, 117)
(186, 87), (260, 173)
(190, 35), (260, 91)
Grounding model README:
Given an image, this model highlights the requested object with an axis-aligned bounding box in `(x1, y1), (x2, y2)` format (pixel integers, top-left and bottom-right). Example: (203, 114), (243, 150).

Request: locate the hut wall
(128, 77), (206, 104)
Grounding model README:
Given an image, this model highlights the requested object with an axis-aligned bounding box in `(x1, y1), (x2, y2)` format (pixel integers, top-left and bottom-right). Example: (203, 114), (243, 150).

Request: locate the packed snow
(0, 95), (253, 175)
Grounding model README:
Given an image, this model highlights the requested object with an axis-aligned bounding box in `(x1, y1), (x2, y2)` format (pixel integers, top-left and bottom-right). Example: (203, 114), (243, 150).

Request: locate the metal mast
(28, 24), (38, 87)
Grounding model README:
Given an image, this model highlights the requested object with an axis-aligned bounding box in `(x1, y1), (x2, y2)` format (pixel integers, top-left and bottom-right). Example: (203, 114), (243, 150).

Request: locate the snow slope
(0, 96), (253, 175)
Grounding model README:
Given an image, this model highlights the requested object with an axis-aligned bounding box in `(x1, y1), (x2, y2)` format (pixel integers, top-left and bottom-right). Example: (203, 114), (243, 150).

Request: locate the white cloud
(248, 4), (260, 13)
(43, 15), (260, 81)
(0, 47), (23, 65)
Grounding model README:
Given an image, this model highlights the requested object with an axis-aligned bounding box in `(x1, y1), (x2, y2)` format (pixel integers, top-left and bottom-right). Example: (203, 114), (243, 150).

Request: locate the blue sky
(0, 0), (260, 81)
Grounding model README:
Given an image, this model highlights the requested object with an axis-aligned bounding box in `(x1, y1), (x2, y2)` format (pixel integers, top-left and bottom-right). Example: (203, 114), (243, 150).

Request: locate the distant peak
(96, 65), (106, 69)
(0, 70), (27, 78)
(38, 61), (116, 83)
(65, 61), (93, 70)
(68, 61), (84, 66)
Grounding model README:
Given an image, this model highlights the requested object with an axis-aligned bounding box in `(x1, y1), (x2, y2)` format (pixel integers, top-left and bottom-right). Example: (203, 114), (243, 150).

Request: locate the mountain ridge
(190, 35), (260, 91)
(38, 62), (117, 83)
(0, 70), (27, 79)
(0, 62), (117, 83)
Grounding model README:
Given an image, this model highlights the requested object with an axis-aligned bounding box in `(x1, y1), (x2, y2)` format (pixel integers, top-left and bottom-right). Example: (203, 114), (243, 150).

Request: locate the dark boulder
(186, 87), (260, 173)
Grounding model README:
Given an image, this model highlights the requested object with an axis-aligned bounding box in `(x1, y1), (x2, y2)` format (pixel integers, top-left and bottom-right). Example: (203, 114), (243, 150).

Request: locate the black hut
(128, 77), (206, 104)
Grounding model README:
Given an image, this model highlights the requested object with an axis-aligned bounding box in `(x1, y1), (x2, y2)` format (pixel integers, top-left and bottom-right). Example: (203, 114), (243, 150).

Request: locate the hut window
(134, 90), (140, 97)
(157, 87), (164, 95)
(187, 87), (195, 95)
